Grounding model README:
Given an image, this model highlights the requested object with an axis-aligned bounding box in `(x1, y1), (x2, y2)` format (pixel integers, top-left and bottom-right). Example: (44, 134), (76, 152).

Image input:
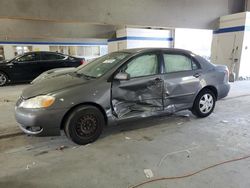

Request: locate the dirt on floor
(0, 81), (250, 188)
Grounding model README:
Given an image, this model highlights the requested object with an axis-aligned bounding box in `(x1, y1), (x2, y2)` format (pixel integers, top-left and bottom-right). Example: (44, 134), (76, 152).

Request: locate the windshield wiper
(82, 74), (97, 79)
(72, 72), (96, 79)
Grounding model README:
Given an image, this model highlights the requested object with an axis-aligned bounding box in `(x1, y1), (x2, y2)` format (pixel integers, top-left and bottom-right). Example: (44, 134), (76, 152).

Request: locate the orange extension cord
(129, 154), (250, 188)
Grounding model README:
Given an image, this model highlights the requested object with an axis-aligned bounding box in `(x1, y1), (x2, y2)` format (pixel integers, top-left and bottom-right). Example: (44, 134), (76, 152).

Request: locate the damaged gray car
(15, 48), (230, 145)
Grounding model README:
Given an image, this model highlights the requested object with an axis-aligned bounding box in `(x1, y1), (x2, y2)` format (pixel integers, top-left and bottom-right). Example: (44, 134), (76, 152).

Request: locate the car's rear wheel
(192, 89), (216, 118)
(64, 105), (105, 145)
(0, 72), (8, 86)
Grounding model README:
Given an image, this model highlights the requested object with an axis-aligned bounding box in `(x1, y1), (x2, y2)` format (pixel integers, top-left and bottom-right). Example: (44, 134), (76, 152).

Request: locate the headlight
(20, 95), (55, 109)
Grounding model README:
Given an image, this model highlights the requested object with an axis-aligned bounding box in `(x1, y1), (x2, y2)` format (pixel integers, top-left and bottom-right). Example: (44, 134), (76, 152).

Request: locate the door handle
(148, 78), (163, 86)
(193, 73), (201, 78)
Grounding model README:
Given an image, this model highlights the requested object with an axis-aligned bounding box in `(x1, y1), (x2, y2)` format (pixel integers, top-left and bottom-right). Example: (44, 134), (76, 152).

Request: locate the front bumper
(15, 106), (68, 136)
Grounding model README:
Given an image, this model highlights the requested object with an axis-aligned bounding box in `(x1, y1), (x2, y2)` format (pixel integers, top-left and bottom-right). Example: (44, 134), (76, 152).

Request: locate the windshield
(6, 54), (23, 62)
(76, 52), (130, 78)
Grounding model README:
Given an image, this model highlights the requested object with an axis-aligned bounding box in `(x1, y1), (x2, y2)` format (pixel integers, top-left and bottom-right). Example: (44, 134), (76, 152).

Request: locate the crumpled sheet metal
(112, 79), (163, 118)
(111, 76), (198, 118)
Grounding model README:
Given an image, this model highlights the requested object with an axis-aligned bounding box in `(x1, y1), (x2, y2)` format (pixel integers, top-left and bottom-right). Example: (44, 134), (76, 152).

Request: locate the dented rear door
(161, 52), (202, 111)
(111, 52), (164, 118)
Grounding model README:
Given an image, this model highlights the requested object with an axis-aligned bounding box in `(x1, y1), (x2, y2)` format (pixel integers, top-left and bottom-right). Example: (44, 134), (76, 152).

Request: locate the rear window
(17, 53), (40, 62)
(42, 53), (65, 60)
(164, 54), (198, 73)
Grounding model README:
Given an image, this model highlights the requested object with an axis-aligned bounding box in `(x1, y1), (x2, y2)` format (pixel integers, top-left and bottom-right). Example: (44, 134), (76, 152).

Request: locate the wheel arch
(0, 70), (10, 79)
(191, 86), (217, 118)
(60, 102), (108, 130)
(197, 85), (218, 100)
(0, 70), (10, 85)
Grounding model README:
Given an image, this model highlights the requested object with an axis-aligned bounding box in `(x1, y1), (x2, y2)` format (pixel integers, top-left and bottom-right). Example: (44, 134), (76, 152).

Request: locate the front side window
(164, 54), (193, 73)
(76, 52), (130, 78)
(17, 53), (40, 62)
(123, 54), (158, 78)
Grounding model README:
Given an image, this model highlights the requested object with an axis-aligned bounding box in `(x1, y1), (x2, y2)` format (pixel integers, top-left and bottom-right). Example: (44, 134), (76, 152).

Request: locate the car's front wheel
(64, 105), (105, 145)
(192, 89), (216, 118)
(0, 72), (8, 86)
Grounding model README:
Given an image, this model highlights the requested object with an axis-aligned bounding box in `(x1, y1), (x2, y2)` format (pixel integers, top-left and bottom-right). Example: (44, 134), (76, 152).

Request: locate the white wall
(108, 41), (128, 53)
(239, 30), (250, 77)
(211, 32), (244, 77)
(108, 28), (173, 52)
(174, 28), (213, 59)
(0, 43), (108, 60)
(211, 12), (250, 79)
(117, 28), (172, 38)
(3, 45), (15, 60)
(32, 45), (50, 51)
(238, 12), (250, 77)
(100, 45), (108, 56)
(126, 40), (171, 49)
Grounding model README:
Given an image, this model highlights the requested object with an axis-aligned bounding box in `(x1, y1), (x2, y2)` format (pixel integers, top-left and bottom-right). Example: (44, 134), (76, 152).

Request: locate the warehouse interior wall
(0, 0), (247, 64)
(174, 28), (213, 60)
(0, 0), (245, 28)
(108, 28), (173, 52)
(0, 1), (245, 44)
(0, 43), (108, 60)
(211, 12), (250, 80)
(246, 0), (250, 11)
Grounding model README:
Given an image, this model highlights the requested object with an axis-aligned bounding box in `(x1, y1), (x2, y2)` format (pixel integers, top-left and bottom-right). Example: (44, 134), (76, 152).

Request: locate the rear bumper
(217, 83), (230, 100)
(15, 106), (68, 136)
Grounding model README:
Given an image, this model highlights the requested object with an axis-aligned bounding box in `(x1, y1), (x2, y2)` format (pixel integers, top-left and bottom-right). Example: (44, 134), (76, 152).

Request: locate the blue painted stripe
(0, 41), (107, 45)
(108, 36), (173, 42)
(213, 26), (245, 34)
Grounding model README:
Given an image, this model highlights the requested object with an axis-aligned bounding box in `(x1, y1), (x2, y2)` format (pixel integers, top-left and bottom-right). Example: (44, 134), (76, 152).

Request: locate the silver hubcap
(0, 73), (7, 86)
(199, 93), (214, 114)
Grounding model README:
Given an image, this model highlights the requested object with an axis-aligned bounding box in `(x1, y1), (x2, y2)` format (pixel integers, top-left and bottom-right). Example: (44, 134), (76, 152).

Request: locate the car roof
(23, 48), (193, 56)
(118, 48), (214, 70)
(120, 48), (193, 54)
(23, 51), (66, 56)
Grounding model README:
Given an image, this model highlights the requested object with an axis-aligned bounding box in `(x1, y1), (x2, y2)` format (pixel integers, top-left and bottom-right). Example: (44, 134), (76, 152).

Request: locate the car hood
(45, 67), (76, 74)
(22, 73), (91, 99)
(31, 67), (76, 83)
(0, 60), (10, 65)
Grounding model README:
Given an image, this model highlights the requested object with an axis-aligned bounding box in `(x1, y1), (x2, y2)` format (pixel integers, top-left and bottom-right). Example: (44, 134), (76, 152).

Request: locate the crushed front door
(111, 53), (164, 118)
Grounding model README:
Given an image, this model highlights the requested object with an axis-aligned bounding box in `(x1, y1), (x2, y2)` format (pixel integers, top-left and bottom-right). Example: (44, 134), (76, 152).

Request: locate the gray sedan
(15, 48), (230, 145)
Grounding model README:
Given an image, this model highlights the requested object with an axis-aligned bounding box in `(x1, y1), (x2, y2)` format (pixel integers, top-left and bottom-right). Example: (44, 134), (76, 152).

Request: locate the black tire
(191, 89), (216, 118)
(0, 71), (8, 86)
(64, 105), (105, 145)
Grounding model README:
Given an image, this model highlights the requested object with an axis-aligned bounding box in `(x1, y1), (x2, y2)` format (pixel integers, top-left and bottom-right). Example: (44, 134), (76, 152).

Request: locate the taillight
(80, 59), (86, 65)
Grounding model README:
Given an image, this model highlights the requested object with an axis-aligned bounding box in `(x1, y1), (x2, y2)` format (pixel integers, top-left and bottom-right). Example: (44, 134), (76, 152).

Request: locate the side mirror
(114, 72), (130, 80)
(12, 60), (18, 64)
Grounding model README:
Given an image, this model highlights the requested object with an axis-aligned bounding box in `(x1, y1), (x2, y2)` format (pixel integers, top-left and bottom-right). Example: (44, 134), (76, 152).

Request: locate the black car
(0, 51), (85, 86)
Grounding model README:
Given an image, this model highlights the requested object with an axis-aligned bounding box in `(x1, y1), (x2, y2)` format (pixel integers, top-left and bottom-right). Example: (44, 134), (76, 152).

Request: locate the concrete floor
(0, 84), (28, 135)
(0, 82), (250, 188)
